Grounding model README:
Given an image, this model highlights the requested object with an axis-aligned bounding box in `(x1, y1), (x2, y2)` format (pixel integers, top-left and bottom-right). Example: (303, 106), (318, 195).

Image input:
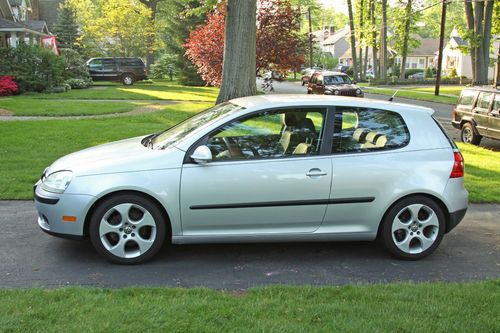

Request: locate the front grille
(339, 90), (358, 97)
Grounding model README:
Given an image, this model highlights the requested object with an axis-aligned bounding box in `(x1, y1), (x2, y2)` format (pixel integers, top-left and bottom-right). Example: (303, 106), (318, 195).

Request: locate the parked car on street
(34, 95), (468, 264)
(409, 72), (425, 80)
(86, 57), (148, 85)
(452, 87), (500, 145)
(337, 65), (350, 73)
(301, 67), (322, 86)
(308, 71), (364, 97)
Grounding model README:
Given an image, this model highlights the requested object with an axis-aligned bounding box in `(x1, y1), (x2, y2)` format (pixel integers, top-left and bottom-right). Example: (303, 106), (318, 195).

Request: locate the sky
(318, 0), (348, 13)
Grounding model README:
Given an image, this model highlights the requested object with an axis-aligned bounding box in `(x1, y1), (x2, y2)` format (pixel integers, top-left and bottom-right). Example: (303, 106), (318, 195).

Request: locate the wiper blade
(142, 133), (159, 149)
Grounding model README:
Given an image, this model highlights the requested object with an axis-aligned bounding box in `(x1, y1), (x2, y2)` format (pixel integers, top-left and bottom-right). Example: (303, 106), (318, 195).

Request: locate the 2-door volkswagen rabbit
(34, 95), (468, 264)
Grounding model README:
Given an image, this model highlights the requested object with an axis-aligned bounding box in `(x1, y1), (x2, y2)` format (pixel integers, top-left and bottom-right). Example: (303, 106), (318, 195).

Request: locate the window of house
(493, 94), (500, 112)
(419, 59), (425, 66)
(204, 108), (326, 161)
(477, 92), (493, 109)
(331, 107), (410, 153)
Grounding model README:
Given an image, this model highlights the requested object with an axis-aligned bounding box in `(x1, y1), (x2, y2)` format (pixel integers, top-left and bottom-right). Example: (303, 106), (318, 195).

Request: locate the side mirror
(352, 80), (357, 84)
(190, 145), (212, 164)
(317, 80), (323, 85)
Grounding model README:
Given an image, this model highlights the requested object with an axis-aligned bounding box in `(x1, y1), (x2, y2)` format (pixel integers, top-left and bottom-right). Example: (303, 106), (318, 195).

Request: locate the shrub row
(367, 76), (471, 86)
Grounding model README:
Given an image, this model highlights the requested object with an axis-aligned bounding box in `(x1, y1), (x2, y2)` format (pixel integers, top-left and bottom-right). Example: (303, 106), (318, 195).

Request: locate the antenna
(388, 90), (399, 102)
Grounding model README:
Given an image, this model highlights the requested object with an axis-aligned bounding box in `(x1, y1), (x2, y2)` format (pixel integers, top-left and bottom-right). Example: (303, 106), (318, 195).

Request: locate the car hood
(45, 136), (183, 177)
(325, 84), (359, 90)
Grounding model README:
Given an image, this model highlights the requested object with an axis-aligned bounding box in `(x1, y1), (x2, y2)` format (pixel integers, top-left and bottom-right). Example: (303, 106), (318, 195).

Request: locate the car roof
(462, 86), (499, 94)
(317, 71), (347, 76)
(230, 94), (434, 115)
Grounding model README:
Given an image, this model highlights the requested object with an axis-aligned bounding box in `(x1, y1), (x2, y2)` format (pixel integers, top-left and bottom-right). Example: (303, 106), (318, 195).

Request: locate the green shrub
(60, 48), (92, 87)
(424, 67), (434, 78)
(150, 53), (176, 80)
(0, 44), (65, 92)
(404, 68), (424, 78)
(64, 78), (91, 89)
(448, 67), (458, 78)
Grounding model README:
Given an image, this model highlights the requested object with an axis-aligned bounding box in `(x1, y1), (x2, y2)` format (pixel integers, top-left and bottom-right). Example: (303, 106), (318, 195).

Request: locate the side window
(205, 108), (326, 161)
(331, 107), (410, 153)
(88, 59), (103, 70)
(458, 90), (476, 107)
(493, 94), (500, 113)
(477, 92), (493, 109)
(102, 59), (116, 71)
(310, 74), (317, 84)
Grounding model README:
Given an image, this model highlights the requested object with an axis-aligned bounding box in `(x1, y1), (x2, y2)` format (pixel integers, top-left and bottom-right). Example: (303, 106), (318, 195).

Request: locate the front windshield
(324, 75), (352, 85)
(151, 102), (244, 150)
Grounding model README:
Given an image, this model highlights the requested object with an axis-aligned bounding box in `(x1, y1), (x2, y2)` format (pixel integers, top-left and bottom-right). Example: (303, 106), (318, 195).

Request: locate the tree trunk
(370, 0), (378, 78)
(216, 0), (257, 104)
(140, 0), (159, 69)
(399, 0), (412, 80)
(464, 0), (476, 82)
(380, 0), (388, 79)
(347, 0), (358, 80)
(481, 0), (493, 84)
(358, 0), (364, 80)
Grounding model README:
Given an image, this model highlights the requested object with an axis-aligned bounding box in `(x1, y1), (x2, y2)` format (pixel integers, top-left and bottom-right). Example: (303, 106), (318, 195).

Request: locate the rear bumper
(446, 208), (467, 233)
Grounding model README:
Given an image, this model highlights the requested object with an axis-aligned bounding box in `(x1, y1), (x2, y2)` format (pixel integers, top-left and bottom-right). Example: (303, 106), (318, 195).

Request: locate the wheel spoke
(107, 238), (127, 257)
(133, 210), (156, 228)
(421, 211), (439, 228)
(134, 236), (154, 254)
(416, 234), (435, 251)
(113, 203), (133, 222)
(392, 218), (409, 233)
(407, 204), (423, 221)
(395, 234), (412, 253)
(99, 220), (120, 236)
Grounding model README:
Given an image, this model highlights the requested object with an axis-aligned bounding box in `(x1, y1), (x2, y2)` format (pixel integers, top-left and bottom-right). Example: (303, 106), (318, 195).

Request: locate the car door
(179, 107), (332, 236)
(87, 59), (103, 80)
(489, 93), (500, 140)
(102, 59), (118, 81)
(315, 75), (325, 95)
(472, 92), (493, 136)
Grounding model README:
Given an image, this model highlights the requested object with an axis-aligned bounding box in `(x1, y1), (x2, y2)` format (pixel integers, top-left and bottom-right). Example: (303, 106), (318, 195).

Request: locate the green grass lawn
(25, 80), (218, 102)
(0, 281), (498, 332)
(363, 86), (459, 104)
(0, 98), (147, 116)
(0, 103), (212, 199)
(407, 86), (463, 96)
(458, 143), (500, 203)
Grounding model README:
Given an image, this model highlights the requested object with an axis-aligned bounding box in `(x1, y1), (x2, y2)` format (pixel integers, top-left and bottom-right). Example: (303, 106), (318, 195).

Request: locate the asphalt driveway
(1, 201), (498, 289)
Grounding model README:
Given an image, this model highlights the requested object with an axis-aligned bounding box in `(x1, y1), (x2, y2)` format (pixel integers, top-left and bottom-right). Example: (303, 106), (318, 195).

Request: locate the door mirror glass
(190, 145), (212, 163)
(317, 80), (323, 85)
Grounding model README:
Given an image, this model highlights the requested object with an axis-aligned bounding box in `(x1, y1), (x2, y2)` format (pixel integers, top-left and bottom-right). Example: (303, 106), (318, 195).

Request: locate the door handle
(306, 168), (327, 177)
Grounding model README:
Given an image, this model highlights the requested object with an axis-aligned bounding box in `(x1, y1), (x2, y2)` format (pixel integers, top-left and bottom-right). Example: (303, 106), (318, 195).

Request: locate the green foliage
(60, 48), (93, 88)
(448, 67), (458, 78)
(424, 66), (433, 78)
(0, 44), (65, 92)
(150, 53), (177, 80)
(418, 0), (466, 38)
(158, 0), (206, 86)
(52, 1), (80, 49)
(404, 68), (424, 78)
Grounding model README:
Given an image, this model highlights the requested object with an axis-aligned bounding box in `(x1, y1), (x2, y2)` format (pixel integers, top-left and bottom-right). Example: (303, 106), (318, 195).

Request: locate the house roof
(0, 16), (49, 35)
(411, 38), (440, 56)
(450, 36), (468, 47)
(322, 26), (349, 46)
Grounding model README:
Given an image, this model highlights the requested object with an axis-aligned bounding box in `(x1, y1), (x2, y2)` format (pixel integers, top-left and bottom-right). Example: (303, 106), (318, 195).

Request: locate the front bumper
(452, 120), (461, 130)
(34, 182), (94, 238)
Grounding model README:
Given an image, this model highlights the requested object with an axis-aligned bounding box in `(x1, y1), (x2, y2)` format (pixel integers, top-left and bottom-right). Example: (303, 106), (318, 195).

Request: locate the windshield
(324, 75), (352, 85)
(150, 102), (244, 150)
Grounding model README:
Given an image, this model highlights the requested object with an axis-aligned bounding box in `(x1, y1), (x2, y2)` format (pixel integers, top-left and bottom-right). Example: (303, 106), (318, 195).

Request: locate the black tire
(381, 196), (446, 260)
(461, 122), (481, 145)
(89, 193), (167, 264)
(122, 74), (134, 86)
(307, 89), (312, 94)
(301, 80), (305, 86)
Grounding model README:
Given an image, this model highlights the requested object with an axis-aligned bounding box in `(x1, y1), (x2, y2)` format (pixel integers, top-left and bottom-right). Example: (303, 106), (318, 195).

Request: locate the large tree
(52, 1), (80, 50)
(464, 0), (494, 84)
(347, 0), (358, 80)
(216, 0), (257, 103)
(185, 0), (304, 87)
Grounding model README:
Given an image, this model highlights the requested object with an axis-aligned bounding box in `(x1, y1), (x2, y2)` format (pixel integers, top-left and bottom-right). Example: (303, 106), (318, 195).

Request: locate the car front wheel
(381, 196), (445, 260)
(89, 194), (167, 264)
(461, 122), (481, 145)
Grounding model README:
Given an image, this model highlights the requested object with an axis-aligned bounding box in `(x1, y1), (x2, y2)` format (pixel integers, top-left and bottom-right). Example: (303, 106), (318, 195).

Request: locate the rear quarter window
(458, 90), (477, 107)
(332, 107), (410, 153)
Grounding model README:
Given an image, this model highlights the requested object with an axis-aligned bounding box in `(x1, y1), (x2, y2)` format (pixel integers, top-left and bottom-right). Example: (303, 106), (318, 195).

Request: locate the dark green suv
(86, 57), (148, 85)
(452, 87), (500, 145)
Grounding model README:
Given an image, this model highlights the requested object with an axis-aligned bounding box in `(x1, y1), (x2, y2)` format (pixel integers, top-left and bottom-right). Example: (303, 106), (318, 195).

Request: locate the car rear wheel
(89, 194), (167, 264)
(122, 74), (134, 86)
(381, 196), (445, 260)
(461, 122), (481, 145)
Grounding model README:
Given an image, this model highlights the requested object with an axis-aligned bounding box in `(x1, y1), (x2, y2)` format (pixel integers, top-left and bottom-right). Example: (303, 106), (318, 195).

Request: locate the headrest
(375, 135), (387, 147)
(353, 128), (368, 142)
(281, 112), (298, 127)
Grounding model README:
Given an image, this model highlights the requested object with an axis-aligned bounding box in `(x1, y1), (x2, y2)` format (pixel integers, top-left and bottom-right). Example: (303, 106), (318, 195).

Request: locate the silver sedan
(34, 95), (468, 264)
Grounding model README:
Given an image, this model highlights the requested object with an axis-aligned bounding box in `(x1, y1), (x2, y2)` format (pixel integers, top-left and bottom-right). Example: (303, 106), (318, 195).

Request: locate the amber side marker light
(62, 216), (77, 222)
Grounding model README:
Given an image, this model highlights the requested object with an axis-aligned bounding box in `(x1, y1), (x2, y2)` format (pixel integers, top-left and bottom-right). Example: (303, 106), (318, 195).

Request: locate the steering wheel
(222, 137), (245, 158)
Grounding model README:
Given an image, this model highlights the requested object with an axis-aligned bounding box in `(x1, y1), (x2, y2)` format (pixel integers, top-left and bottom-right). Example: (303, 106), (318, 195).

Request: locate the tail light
(450, 151), (464, 178)
(452, 109), (456, 121)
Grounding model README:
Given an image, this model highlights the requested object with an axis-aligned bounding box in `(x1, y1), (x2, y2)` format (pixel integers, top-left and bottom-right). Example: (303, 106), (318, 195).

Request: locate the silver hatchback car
(34, 95), (468, 264)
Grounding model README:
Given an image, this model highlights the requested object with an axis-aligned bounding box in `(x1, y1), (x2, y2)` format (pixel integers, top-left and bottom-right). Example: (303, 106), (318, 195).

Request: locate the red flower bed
(0, 76), (19, 96)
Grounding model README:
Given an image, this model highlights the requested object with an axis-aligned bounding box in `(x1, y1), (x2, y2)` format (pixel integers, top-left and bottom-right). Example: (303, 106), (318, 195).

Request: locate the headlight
(356, 89), (362, 95)
(334, 90), (340, 95)
(41, 171), (73, 193)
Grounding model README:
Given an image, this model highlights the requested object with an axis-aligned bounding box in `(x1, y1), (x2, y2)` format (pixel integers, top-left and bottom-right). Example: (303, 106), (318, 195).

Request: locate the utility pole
(308, 7), (313, 68)
(435, 0), (447, 96)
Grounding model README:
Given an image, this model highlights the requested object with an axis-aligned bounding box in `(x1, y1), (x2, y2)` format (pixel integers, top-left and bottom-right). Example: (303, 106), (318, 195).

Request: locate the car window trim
(183, 105), (332, 164)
